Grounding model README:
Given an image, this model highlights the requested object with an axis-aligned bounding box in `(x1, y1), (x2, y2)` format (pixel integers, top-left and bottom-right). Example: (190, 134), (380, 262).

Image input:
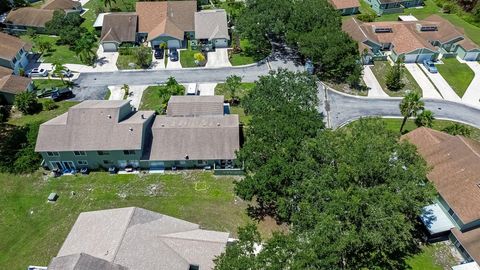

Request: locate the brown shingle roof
(329, 0), (360, 9)
(101, 13), (138, 43)
(451, 227), (480, 264)
(41, 0), (81, 11)
(0, 32), (31, 61)
(0, 75), (31, 94)
(167, 95), (225, 117)
(402, 127), (480, 224)
(5, 7), (55, 28)
(0, 67), (13, 78)
(148, 115), (240, 161)
(136, 1), (196, 41)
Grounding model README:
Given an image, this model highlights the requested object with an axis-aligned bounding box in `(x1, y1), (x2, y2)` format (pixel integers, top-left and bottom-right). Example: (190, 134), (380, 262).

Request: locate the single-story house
(343, 15), (480, 63)
(93, 12), (110, 30)
(4, 7), (55, 33)
(363, 0), (423, 14)
(402, 127), (480, 268)
(329, 0), (360, 15)
(41, 0), (82, 14)
(47, 207), (230, 270)
(0, 74), (33, 104)
(135, 1), (196, 49)
(0, 32), (31, 75)
(100, 13), (138, 52)
(35, 97), (240, 171)
(194, 9), (230, 48)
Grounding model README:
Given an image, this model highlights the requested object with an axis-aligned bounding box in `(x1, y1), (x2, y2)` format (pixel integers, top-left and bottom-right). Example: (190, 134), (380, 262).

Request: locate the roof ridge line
(111, 207), (136, 262)
(160, 229), (227, 244)
(457, 136), (480, 159)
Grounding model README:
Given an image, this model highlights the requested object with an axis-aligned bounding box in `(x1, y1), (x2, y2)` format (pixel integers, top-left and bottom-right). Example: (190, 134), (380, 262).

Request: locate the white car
(51, 68), (73, 78)
(28, 68), (48, 77)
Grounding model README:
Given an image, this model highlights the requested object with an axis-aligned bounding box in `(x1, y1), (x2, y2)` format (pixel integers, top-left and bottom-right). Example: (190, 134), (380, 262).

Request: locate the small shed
(48, 192), (58, 202)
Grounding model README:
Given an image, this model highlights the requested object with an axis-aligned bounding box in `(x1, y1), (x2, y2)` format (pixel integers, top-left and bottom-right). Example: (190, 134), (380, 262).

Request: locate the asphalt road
(320, 84), (480, 129)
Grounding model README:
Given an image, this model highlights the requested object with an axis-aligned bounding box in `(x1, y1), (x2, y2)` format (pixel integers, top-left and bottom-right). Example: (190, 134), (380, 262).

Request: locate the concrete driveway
(404, 64), (442, 99)
(419, 64), (461, 102)
(166, 50), (182, 69)
(363, 66), (388, 97)
(151, 51), (166, 70)
(94, 46), (118, 72)
(461, 61), (480, 108)
(206, 49), (232, 68)
(198, 83), (217, 96)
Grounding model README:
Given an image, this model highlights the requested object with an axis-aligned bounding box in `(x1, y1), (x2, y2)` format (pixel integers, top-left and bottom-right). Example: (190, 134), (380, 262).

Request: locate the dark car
(51, 88), (74, 101)
(154, 48), (164, 59)
(169, 48), (179, 62)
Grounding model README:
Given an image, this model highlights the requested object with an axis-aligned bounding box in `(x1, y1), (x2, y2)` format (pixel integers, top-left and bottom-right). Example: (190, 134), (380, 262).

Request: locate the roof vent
(129, 127), (133, 131)
(107, 115), (112, 119)
(373, 26), (393, 33)
(217, 123), (220, 126)
(185, 155), (189, 160)
(141, 114), (145, 119)
(161, 124), (164, 127)
(417, 23), (438, 32)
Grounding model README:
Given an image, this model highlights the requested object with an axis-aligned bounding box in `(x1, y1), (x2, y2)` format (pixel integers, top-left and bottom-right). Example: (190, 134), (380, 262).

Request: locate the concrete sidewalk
(461, 61), (480, 108)
(404, 64), (442, 99)
(363, 66), (389, 98)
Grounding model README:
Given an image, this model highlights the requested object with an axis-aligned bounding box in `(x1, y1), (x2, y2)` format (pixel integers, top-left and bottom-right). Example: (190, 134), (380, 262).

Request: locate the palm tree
(102, 0), (117, 8)
(415, 110), (435, 128)
(399, 91), (424, 133)
(52, 61), (67, 83)
(121, 84), (130, 99)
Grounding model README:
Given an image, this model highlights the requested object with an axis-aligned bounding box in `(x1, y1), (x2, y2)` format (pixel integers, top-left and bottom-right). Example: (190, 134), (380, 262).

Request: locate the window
(103, 160), (112, 165)
(189, 265), (199, 270)
(97, 151), (110, 155)
(77, 160), (88, 166)
(123, 150), (136, 155)
(74, 151), (86, 156)
(46, 151), (59, 157)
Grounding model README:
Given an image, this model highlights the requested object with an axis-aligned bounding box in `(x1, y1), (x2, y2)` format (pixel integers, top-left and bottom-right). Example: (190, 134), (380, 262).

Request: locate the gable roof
(101, 13), (138, 43)
(329, 0), (360, 9)
(136, 1), (196, 40)
(147, 114), (240, 161)
(451, 227), (480, 264)
(5, 7), (55, 28)
(41, 0), (81, 11)
(0, 32), (32, 61)
(402, 127), (480, 224)
(167, 95), (225, 117)
(49, 253), (127, 270)
(35, 100), (155, 152)
(55, 207), (229, 270)
(0, 75), (31, 94)
(0, 67), (13, 78)
(194, 9), (230, 40)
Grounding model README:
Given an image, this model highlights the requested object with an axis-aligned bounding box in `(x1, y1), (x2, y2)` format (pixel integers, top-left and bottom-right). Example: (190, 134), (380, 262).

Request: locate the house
(363, 0), (423, 14)
(35, 100), (156, 171)
(0, 74), (33, 104)
(402, 127), (480, 268)
(343, 15), (480, 63)
(100, 13), (138, 52)
(0, 32), (31, 75)
(47, 207), (230, 270)
(329, 0), (360, 15)
(194, 9), (230, 48)
(136, 1), (196, 49)
(4, 8), (55, 33)
(35, 97), (240, 171)
(41, 0), (82, 14)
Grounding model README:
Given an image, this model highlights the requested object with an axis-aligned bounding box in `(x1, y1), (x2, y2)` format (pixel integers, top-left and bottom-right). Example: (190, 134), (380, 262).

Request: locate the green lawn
(0, 171), (276, 269)
(371, 61), (422, 97)
(8, 99), (78, 126)
(180, 49), (203, 68)
(229, 39), (258, 66)
(33, 79), (68, 91)
(116, 54), (141, 69)
(436, 58), (474, 98)
(214, 82), (256, 100)
(406, 243), (458, 270)
(20, 35), (83, 65)
(139, 85), (186, 113)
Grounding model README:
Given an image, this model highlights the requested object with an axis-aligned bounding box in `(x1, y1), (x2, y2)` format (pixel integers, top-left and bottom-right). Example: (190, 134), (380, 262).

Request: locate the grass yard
(139, 84), (186, 113)
(406, 243), (459, 270)
(371, 61), (422, 97)
(116, 54), (141, 69)
(215, 82), (255, 100)
(8, 99), (78, 126)
(180, 48), (203, 68)
(436, 58), (474, 98)
(229, 39), (259, 66)
(33, 79), (68, 91)
(0, 171), (280, 269)
(20, 35), (83, 65)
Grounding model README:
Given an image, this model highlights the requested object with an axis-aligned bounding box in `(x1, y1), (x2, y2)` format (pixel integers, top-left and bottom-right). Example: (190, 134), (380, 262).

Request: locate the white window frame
(77, 160), (88, 166)
(74, 151), (87, 156)
(46, 151), (60, 157)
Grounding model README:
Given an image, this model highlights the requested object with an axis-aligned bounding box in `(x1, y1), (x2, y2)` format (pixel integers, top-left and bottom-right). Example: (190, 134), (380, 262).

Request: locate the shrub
(0, 105), (10, 122)
(14, 92), (40, 115)
(43, 99), (58, 111)
(443, 2), (455, 13)
(357, 13), (376, 22)
(135, 47), (152, 68)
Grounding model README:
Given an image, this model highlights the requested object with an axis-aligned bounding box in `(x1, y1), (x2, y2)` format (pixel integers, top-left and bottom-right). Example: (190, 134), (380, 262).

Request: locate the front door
(62, 161), (75, 171)
(50, 161), (63, 170)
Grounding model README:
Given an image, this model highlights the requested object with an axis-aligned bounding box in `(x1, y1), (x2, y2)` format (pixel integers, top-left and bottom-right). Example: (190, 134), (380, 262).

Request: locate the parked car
(154, 48), (164, 59)
(28, 68), (48, 77)
(51, 68), (73, 78)
(169, 48), (179, 62)
(51, 88), (74, 101)
(423, 60), (438, 73)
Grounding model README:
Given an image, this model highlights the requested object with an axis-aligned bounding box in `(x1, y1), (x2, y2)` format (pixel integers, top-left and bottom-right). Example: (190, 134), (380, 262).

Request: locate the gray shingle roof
(48, 253), (127, 270)
(101, 13), (138, 43)
(55, 207), (229, 270)
(194, 9), (230, 40)
(167, 95), (225, 117)
(35, 100), (155, 152)
(147, 114), (240, 161)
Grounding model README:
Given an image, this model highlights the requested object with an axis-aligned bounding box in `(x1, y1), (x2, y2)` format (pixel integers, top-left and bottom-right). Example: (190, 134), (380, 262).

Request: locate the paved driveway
(419, 64), (461, 102)
(461, 61), (480, 108)
(94, 46), (119, 72)
(404, 64), (442, 99)
(363, 65), (388, 97)
(151, 51), (166, 70)
(166, 51), (182, 69)
(206, 49), (232, 68)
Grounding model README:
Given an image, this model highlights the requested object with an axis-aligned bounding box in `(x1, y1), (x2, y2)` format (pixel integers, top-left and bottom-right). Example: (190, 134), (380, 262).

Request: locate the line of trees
(214, 70), (435, 269)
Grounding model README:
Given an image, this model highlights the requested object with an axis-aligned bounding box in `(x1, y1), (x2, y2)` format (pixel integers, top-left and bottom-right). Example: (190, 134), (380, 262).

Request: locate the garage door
(167, 40), (181, 49)
(102, 42), (118, 52)
(214, 39), (228, 48)
(416, 54), (434, 63)
(404, 54), (417, 63)
(464, 52), (480, 61)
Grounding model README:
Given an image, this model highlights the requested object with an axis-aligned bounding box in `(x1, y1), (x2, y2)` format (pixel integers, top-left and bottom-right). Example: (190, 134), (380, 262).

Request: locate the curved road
(320, 84), (480, 129)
